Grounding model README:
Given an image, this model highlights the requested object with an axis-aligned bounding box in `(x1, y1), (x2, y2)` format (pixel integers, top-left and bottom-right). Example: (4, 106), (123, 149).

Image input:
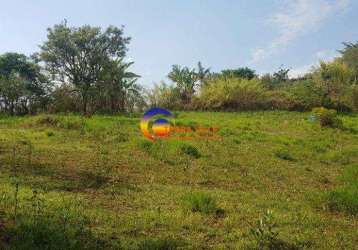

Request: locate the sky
(1, 0), (357, 87)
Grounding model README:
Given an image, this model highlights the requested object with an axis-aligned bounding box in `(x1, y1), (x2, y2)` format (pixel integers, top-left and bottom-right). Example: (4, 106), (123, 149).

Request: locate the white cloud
(250, 0), (349, 65)
(289, 63), (315, 78)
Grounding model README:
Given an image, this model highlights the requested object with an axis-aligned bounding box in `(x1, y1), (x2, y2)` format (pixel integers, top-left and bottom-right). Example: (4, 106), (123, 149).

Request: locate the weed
(182, 191), (218, 214)
(250, 210), (299, 250)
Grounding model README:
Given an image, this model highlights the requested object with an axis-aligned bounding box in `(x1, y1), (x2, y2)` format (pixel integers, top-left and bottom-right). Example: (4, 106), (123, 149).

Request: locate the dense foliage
(0, 22), (357, 115)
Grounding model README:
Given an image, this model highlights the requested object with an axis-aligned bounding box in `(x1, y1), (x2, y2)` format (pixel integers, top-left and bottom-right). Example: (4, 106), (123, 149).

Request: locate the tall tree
(196, 61), (211, 86)
(99, 59), (141, 112)
(168, 65), (198, 106)
(40, 22), (130, 114)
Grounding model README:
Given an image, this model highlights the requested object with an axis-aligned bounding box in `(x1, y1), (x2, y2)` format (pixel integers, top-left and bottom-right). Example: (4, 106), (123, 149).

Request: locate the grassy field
(0, 111), (357, 249)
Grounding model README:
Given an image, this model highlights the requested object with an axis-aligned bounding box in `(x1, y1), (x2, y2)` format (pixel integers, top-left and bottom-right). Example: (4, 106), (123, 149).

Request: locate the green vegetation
(327, 165), (358, 215)
(0, 112), (357, 249)
(312, 107), (343, 128)
(0, 21), (358, 249)
(1, 22), (358, 115)
(182, 192), (218, 214)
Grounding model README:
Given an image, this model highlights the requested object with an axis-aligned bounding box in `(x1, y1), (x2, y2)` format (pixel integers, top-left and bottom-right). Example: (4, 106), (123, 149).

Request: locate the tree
(312, 60), (354, 110)
(339, 42), (358, 83)
(273, 66), (290, 82)
(98, 59), (142, 112)
(40, 21), (130, 114)
(0, 53), (48, 114)
(168, 65), (198, 106)
(196, 61), (211, 86)
(221, 67), (256, 80)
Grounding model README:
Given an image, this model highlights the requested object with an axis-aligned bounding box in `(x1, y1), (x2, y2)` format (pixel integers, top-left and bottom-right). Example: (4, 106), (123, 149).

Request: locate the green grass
(182, 192), (218, 214)
(327, 165), (358, 215)
(0, 111), (357, 249)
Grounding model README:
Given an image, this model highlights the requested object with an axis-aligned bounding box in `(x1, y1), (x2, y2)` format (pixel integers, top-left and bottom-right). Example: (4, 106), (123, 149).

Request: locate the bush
(262, 90), (296, 111)
(179, 143), (200, 158)
(182, 192), (218, 214)
(312, 107), (343, 128)
(288, 79), (324, 111)
(35, 115), (60, 127)
(197, 77), (265, 110)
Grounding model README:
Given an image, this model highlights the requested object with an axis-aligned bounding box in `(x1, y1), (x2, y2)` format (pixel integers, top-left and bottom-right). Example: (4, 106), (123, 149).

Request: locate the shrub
(312, 107), (343, 128)
(182, 192), (218, 214)
(288, 79), (324, 111)
(262, 90), (296, 111)
(35, 115), (60, 127)
(179, 143), (200, 158)
(197, 77), (265, 110)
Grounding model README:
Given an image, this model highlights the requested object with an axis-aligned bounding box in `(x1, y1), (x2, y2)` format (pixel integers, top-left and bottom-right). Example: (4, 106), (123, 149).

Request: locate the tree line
(0, 22), (357, 115)
(151, 43), (358, 112)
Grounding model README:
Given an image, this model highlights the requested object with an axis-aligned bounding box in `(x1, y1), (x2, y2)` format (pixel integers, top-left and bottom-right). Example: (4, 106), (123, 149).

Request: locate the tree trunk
(82, 93), (88, 115)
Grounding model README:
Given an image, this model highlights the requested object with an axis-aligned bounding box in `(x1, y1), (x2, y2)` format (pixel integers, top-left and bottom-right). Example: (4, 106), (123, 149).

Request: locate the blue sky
(1, 0), (357, 87)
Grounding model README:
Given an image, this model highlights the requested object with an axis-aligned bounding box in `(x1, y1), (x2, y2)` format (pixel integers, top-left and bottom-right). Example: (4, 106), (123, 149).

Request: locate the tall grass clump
(182, 191), (218, 214)
(196, 76), (264, 110)
(312, 107), (343, 128)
